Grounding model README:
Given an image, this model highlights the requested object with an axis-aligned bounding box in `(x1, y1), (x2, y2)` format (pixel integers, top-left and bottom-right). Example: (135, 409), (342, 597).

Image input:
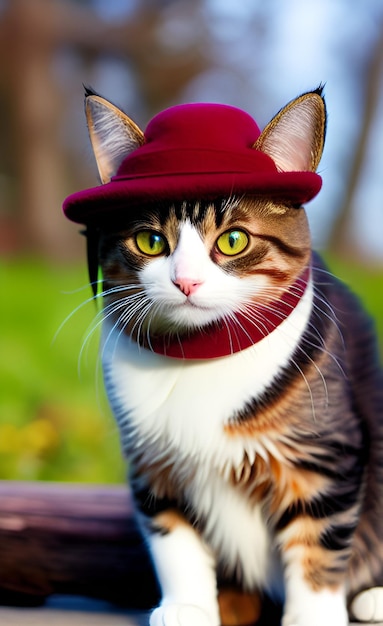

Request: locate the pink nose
(172, 277), (203, 296)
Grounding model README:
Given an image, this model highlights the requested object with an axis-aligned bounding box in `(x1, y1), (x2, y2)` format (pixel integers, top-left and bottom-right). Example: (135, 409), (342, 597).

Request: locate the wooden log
(0, 481), (159, 608)
(0, 481), (282, 625)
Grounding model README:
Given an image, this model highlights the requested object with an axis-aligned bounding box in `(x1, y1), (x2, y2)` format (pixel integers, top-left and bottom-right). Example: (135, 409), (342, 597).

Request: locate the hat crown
(144, 103), (261, 150)
(115, 103), (272, 180)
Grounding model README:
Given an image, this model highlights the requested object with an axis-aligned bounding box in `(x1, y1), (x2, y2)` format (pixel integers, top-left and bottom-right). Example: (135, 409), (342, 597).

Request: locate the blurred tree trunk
(0, 0), (210, 261)
(327, 28), (383, 260)
(0, 0), (83, 260)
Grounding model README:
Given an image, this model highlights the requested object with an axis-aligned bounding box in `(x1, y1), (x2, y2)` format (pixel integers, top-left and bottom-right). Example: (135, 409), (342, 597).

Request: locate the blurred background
(0, 0), (382, 484)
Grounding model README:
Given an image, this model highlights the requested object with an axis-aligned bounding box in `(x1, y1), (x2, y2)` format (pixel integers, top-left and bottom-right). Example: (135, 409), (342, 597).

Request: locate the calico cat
(63, 87), (383, 626)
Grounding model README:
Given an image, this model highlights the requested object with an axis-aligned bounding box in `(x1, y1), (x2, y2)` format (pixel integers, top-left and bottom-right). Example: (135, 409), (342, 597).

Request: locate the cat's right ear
(84, 86), (145, 184)
(254, 86), (327, 173)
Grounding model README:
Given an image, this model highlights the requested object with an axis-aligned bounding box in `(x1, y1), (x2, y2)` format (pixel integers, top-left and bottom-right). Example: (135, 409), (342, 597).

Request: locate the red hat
(63, 103), (322, 224)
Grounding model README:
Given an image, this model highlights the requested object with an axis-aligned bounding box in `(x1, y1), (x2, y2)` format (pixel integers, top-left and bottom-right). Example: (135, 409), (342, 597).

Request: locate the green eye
(135, 230), (167, 256)
(216, 229), (249, 256)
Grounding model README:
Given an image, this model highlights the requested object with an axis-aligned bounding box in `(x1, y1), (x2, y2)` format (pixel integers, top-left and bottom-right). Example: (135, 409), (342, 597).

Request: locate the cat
(63, 87), (383, 626)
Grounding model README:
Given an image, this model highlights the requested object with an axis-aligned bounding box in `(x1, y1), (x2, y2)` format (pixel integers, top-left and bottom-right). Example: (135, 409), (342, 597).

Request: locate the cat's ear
(254, 87), (326, 173)
(84, 86), (145, 184)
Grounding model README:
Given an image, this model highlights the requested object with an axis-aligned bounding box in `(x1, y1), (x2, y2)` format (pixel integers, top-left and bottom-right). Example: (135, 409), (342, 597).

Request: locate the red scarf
(148, 267), (310, 360)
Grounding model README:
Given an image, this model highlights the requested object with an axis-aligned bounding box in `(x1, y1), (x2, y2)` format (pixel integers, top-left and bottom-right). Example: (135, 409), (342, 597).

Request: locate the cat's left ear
(84, 86), (145, 184)
(254, 87), (326, 173)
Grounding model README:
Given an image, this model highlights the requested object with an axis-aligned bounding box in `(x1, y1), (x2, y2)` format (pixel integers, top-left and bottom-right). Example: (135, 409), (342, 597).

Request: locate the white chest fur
(102, 280), (313, 591)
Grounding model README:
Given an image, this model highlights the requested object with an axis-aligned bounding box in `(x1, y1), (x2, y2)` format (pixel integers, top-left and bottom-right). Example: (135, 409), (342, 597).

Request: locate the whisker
(60, 279), (104, 296)
(75, 283), (149, 375)
(221, 315), (236, 355)
(291, 357), (317, 423)
(145, 302), (166, 353)
(122, 299), (153, 348)
(312, 290), (345, 349)
(53, 282), (140, 345)
(101, 293), (156, 363)
(225, 308), (265, 347)
(237, 304), (277, 337)
(78, 300), (126, 375)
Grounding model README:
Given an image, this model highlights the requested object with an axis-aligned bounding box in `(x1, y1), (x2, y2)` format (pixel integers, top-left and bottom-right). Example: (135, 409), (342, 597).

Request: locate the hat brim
(63, 170), (322, 225)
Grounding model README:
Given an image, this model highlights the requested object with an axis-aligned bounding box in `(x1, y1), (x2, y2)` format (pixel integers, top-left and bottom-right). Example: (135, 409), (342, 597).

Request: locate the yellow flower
(22, 418), (59, 455)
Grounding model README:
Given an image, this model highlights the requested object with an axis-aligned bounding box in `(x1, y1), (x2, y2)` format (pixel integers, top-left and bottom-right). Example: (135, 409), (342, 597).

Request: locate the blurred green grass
(325, 254), (383, 350)
(0, 257), (125, 483)
(0, 255), (382, 483)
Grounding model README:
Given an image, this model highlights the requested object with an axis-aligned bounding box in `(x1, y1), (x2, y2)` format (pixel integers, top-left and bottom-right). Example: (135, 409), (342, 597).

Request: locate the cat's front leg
(147, 512), (220, 626)
(281, 551), (348, 626)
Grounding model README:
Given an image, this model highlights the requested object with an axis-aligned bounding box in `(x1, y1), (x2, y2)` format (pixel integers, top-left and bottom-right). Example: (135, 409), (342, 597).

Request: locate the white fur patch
(281, 558), (348, 626)
(149, 525), (220, 626)
(191, 470), (282, 594)
(169, 221), (208, 286)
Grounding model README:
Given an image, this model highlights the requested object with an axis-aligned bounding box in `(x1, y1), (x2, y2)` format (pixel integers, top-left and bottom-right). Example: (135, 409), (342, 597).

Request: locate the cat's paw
(350, 587), (383, 622)
(150, 604), (216, 626)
